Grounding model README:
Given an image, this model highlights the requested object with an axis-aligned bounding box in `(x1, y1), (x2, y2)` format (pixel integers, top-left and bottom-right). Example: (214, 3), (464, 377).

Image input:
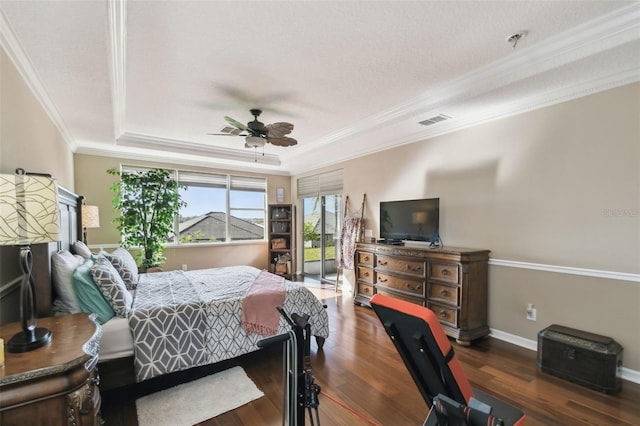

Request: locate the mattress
(99, 316), (134, 360)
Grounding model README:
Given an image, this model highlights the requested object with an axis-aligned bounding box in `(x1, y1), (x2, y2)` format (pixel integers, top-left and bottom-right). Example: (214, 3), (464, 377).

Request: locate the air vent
(419, 114), (451, 127)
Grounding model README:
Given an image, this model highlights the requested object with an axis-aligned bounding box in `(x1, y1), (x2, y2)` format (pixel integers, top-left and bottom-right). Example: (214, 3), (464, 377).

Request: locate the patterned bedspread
(129, 265), (329, 382)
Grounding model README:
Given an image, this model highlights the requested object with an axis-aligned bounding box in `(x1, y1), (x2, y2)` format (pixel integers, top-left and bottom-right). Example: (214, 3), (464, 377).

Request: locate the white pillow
(72, 240), (92, 258)
(51, 250), (84, 313)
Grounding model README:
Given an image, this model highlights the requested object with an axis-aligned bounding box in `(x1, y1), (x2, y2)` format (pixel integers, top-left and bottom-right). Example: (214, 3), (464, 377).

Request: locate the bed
(34, 187), (329, 388)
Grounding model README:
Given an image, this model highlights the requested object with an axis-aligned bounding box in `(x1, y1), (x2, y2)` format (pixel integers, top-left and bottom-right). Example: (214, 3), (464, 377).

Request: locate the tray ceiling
(1, 1), (639, 175)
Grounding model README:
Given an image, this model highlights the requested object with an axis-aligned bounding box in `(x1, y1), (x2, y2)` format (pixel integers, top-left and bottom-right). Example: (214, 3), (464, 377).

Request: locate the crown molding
(290, 3), (640, 160)
(285, 6), (640, 176)
(114, 132), (282, 166)
(76, 139), (288, 175)
(0, 10), (76, 151)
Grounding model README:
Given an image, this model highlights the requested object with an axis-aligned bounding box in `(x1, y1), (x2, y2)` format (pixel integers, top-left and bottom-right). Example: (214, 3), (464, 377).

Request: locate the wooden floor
(101, 287), (640, 425)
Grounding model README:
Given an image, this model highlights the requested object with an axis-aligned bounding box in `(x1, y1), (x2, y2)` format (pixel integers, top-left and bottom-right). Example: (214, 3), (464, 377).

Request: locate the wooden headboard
(32, 185), (82, 318)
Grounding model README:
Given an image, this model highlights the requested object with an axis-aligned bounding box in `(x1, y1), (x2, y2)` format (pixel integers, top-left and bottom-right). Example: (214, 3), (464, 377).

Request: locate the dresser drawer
(428, 283), (458, 305)
(357, 266), (374, 283)
(357, 251), (374, 266)
(357, 283), (375, 298)
(376, 272), (425, 297)
(429, 262), (459, 284)
(377, 288), (425, 306)
(428, 301), (458, 327)
(376, 255), (426, 277)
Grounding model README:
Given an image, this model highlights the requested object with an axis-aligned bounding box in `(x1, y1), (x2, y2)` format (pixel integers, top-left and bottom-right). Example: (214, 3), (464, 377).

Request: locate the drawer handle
(406, 264), (422, 272)
(364, 287), (370, 294)
(363, 271), (370, 277)
(406, 283), (422, 291)
(378, 277), (388, 283)
(378, 260), (388, 266)
(441, 268), (450, 276)
(364, 256), (370, 261)
(440, 289), (449, 297)
(438, 310), (448, 318)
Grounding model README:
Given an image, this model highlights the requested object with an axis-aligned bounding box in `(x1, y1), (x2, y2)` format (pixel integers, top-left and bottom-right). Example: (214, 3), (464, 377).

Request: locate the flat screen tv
(380, 198), (439, 243)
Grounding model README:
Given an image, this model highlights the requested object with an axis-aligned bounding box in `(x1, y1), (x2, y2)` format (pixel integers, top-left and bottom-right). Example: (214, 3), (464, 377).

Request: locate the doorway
(301, 194), (343, 284)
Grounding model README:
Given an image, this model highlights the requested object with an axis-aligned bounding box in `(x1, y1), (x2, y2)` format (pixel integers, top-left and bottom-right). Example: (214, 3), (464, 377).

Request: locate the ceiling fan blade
(266, 122), (294, 138)
(208, 133), (249, 137)
(224, 116), (249, 131)
(268, 136), (297, 147)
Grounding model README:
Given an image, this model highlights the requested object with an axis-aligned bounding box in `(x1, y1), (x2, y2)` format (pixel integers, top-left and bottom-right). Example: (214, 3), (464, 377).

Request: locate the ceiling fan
(211, 109), (298, 149)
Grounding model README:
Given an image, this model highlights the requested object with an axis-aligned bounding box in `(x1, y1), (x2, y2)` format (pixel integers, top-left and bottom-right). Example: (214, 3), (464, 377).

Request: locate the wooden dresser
(354, 242), (490, 345)
(0, 313), (102, 425)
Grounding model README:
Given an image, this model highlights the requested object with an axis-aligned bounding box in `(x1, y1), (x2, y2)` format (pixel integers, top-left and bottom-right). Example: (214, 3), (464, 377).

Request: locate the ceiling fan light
(245, 136), (265, 148)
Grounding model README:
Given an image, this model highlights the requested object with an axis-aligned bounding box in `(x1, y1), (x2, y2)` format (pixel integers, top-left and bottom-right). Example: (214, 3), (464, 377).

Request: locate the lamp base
(7, 327), (52, 353)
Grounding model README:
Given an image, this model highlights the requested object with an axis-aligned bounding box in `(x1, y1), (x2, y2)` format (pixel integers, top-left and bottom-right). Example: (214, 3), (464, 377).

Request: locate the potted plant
(107, 168), (185, 270)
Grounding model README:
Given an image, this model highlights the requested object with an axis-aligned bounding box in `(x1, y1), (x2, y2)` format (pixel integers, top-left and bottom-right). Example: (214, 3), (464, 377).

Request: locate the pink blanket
(242, 270), (286, 336)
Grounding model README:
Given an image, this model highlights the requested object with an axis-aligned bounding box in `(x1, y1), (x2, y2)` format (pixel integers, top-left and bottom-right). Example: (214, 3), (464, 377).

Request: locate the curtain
(339, 216), (362, 270)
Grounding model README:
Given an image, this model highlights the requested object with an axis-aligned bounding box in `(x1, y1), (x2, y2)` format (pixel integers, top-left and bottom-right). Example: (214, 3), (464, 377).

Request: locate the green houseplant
(107, 168), (185, 269)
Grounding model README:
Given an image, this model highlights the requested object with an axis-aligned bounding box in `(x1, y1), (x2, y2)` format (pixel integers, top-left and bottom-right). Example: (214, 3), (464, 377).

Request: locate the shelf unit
(268, 204), (295, 279)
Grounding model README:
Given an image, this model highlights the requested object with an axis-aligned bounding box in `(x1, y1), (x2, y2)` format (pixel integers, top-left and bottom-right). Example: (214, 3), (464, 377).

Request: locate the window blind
(297, 169), (343, 198)
(230, 175), (267, 192)
(177, 171), (227, 188)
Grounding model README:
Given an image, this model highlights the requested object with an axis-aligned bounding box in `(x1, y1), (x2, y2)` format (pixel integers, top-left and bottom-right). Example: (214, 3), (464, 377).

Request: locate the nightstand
(0, 313), (103, 425)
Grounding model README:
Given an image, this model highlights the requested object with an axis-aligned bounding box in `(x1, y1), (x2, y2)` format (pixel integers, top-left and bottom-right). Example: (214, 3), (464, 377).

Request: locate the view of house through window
(177, 172), (266, 243)
(122, 167), (266, 244)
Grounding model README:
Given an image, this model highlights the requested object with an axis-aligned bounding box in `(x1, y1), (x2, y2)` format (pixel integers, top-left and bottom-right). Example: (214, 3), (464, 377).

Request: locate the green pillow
(72, 259), (116, 324)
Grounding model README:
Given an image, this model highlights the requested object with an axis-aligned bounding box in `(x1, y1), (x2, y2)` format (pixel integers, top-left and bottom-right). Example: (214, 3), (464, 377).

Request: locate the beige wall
(1, 47), (75, 323)
(73, 153), (291, 272)
(296, 83), (639, 370)
(0, 49), (74, 187)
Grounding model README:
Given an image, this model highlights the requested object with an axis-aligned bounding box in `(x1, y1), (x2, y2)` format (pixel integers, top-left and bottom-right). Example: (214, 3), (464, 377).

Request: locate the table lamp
(0, 169), (60, 352)
(81, 204), (100, 244)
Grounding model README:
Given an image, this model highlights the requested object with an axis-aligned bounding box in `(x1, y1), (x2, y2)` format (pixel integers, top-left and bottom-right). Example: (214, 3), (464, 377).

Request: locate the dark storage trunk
(537, 324), (623, 394)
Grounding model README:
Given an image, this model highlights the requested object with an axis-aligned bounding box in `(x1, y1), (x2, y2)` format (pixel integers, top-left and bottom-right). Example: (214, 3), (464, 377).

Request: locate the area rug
(136, 366), (264, 426)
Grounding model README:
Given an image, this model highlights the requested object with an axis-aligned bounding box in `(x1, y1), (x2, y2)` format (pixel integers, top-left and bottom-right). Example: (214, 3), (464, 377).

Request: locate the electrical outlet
(182, 264), (187, 271)
(526, 304), (537, 321)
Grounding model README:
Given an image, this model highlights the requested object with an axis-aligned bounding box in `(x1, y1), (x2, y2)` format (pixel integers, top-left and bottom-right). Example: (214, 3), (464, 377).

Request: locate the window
(122, 166), (266, 244)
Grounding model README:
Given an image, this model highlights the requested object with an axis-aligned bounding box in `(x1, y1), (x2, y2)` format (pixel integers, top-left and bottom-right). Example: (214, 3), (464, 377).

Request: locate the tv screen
(380, 198), (439, 243)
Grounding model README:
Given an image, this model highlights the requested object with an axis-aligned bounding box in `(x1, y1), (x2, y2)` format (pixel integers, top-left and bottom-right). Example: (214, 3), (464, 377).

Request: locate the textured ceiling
(1, 1), (639, 175)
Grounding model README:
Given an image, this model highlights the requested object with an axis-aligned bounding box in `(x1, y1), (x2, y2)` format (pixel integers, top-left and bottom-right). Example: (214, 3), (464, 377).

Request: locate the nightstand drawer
(428, 283), (458, 305)
(376, 272), (424, 296)
(429, 262), (459, 284)
(377, 255), (426, 277)
(428, 301), (458, 327)
(357, 266), (374, 282)
(357, 251), (374, 266)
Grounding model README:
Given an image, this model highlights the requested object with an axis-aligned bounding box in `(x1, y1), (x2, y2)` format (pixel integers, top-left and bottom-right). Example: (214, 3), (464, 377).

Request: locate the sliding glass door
(302, 194), (343, 283)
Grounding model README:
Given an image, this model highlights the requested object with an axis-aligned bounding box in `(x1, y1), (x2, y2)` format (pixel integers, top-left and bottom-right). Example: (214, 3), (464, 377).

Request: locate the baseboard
(489, 328), (640, 385)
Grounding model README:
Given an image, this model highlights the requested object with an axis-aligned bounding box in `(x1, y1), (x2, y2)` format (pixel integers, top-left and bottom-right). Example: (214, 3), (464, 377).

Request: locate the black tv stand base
(378, 239), (404, 246)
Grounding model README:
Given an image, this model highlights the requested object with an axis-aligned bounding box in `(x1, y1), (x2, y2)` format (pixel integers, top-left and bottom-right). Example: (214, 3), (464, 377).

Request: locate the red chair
(370, 294), (526, 426)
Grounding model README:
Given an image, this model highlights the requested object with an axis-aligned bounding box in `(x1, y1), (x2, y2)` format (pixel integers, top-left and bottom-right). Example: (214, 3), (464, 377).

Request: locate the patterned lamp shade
(82, 205), (100, 229)
(0, 172), (60, 246)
